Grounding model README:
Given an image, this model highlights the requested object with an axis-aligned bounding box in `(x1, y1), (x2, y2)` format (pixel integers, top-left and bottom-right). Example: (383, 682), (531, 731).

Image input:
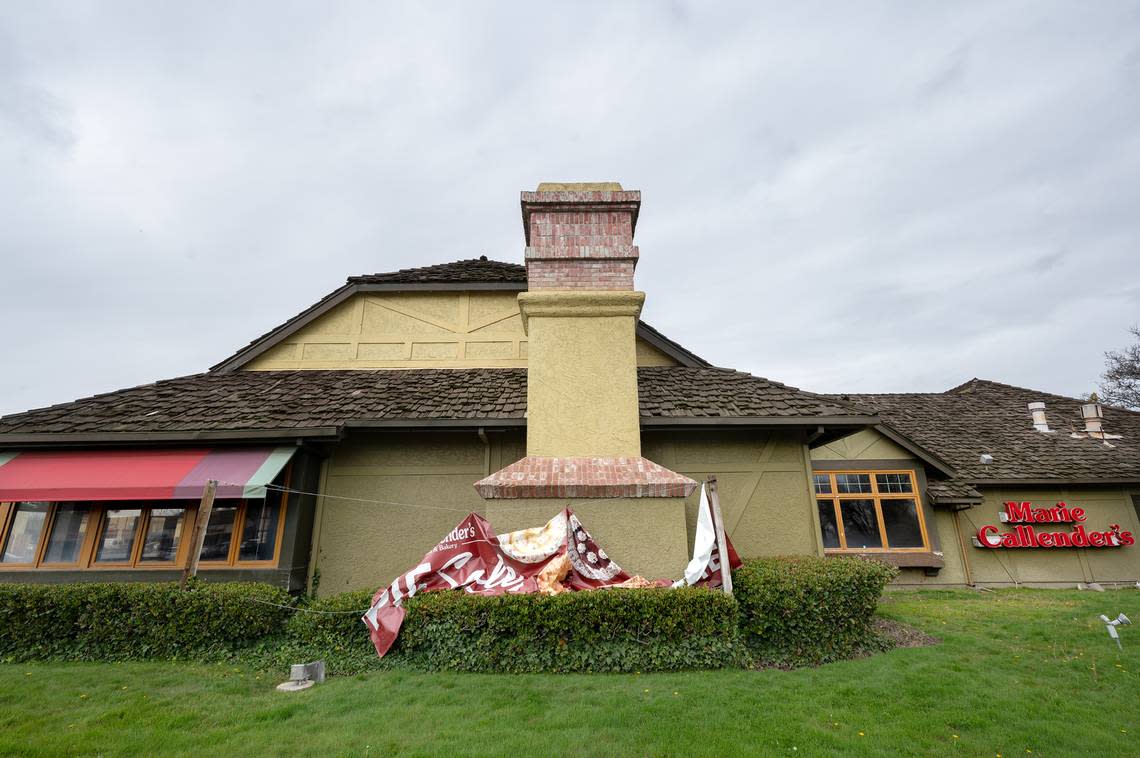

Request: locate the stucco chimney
(475, 182), (696, 500)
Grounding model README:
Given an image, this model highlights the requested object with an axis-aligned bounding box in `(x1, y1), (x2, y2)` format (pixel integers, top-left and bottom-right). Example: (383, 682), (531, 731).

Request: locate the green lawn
(1, 589), (1137, 757)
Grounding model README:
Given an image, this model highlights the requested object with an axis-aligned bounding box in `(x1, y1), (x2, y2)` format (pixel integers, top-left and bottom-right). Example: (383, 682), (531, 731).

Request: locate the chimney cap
(1081, 401), (1104, 419)
(520, 183), (642, 245)
(535, 181), (623, 191)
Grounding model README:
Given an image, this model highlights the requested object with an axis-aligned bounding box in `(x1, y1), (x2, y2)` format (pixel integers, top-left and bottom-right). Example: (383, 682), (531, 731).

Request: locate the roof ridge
(943, 377), (982, 394)
(347, 257), (525, 284)
(945, 377), (1124, 407)
(832, 391), (945, 399)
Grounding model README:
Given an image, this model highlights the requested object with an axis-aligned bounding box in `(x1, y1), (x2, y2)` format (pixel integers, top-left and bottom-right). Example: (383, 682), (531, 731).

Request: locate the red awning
(0, 447), (296, 502)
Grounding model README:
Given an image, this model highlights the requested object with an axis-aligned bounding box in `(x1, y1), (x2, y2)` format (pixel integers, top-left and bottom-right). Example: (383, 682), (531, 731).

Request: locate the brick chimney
(475, 183), (696, 500)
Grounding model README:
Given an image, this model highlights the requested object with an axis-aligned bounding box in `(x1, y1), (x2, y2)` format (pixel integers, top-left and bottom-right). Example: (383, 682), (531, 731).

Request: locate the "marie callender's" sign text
(976, 502), (1134, 549)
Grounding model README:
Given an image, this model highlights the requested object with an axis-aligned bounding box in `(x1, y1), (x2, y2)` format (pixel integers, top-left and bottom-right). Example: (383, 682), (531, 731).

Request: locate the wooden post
(181, 479), (217, 589)
(706, 476), (733, 595)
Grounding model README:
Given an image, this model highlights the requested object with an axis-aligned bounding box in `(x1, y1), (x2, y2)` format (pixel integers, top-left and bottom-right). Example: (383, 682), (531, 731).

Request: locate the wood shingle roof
(0, 368), (874, 442)
(840, 379), (1140, 486)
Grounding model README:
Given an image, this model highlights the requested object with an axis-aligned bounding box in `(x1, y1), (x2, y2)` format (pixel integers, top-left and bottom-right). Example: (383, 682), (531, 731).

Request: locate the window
(198, 488), (287, 566)
(42, 505), (91, 564)
(0, 488), (287, 570)
(813, 470), (929, 552)
(140, 508), (185, 563)
(1, 503), (51, 564)
(95, 508), (144, 563)
(198, 505), (240, 562)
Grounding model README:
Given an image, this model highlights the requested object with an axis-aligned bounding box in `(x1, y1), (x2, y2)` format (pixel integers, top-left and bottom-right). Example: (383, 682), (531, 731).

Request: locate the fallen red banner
(362, 483), (740, 657)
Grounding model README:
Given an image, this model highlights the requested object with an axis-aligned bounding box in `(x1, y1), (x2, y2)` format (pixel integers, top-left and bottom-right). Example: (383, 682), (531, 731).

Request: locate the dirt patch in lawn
(872, 617), (939, 649)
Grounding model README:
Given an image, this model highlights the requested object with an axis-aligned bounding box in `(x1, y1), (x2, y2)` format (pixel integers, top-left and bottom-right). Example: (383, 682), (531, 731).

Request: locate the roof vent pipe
(1081, 395), (1105, 435)
(1028, 402), (1053, 433)
(1070, 392), (1121, 441)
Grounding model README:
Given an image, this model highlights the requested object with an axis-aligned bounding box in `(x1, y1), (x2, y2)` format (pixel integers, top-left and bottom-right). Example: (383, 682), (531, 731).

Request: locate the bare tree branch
(1099, 325), (1140, 410)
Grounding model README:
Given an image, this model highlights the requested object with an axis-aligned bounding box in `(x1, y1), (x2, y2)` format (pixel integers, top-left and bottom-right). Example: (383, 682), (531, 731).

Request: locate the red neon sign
(976, 501), (1134, 549)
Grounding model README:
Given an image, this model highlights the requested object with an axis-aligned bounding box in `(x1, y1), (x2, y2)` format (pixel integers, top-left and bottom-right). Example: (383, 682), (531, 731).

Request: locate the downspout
(805, 425), (826, 446)
(478, 427), (491, 476)
(305, 457), (330, 597)
(952, 508), (974, 587)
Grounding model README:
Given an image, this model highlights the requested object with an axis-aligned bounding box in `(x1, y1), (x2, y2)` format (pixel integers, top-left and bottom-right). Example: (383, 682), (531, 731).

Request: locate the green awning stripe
(242, 446), (297, 499)
(0, 452), (18, 469)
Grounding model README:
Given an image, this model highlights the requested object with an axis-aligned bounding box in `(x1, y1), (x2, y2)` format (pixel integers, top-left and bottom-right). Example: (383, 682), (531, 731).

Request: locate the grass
(1, 589), (1137, 756)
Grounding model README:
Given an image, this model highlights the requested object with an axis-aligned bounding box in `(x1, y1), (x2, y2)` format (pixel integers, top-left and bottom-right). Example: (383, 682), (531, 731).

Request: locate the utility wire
(215, 480), (474, 513)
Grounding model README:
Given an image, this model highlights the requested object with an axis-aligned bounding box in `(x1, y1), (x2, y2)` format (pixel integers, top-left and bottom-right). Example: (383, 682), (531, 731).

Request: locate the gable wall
(810, 428), (914, 461)
(241, 291), (680, 370)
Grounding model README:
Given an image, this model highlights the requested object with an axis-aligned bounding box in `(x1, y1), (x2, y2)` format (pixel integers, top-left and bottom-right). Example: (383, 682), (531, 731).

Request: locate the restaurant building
(1, 183), (1137, 593)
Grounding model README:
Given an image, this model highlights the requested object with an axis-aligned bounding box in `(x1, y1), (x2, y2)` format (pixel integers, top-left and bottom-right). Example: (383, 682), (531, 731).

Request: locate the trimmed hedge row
(275, 587), (744, 674)
(395, 587), (744, 673)
(733, 555), (898, 665)
(0, 581), (293, 662)
(0, 555), (898, 672)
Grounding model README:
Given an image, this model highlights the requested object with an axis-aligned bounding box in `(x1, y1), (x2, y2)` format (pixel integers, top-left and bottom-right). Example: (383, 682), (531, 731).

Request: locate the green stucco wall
(312, 430), (693, 595)
(643, 430), (821, 560)
(947, 486), (1140, 588)
(312, 429), (818, 595)
(311, 429), (1140, 595)
(810, 428), (914, 462)
(311, 431), (495, 595)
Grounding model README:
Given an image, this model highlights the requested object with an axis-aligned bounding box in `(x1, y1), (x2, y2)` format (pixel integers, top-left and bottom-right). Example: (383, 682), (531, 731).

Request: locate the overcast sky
(2, 1), (1139, 416)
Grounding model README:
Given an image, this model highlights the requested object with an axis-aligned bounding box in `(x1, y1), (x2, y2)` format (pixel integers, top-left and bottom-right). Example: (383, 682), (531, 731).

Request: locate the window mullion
(872, 498), (889, 550)
(910, 472), (930, 550)
(229, 501), (246, 565)
(129, 507), (150, 567)
(869, 475), (890, 550)
(833, 470), (854, 551)
(32, 503), (57, 568)
(0, 503), (11, 546)
(79, 505), (102, 567)
(827, 474), (846, 550)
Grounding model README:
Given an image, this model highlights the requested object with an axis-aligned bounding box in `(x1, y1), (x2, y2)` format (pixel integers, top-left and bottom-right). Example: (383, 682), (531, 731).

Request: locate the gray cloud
(2, 0), (1139, 415)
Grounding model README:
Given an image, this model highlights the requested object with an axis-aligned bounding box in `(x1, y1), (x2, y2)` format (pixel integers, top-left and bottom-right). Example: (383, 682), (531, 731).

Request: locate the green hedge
(395, 587), (744, 673)
(0, 581), (293, 662)
(733, 555), (898, 665)
(281, 587), (744, 674)
(0, 555), (899, 672)
(286, 589), (375, 650)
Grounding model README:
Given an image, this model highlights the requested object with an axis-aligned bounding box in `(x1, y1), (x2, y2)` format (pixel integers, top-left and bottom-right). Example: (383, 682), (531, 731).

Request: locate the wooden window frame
(39, 503), (98, 568)
(88, 505), (191, 570)
(815, 469), (930, 554)
(0, 487), (289, 572)
(0, 501), (54, 568)
(195, 495), (289, 570)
